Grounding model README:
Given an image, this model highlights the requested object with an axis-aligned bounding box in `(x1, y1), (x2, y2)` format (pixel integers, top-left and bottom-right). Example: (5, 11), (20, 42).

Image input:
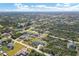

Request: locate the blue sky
(0, 3), (79, 12)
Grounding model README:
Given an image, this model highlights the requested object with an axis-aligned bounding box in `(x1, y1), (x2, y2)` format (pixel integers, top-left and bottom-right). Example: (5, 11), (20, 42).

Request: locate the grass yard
(31, 37), (40, 42)
(23, 37), (40, 45)
(26, 28), (39, 34)
(2, 46), (10, 52)
(7, 42), (24, 56)
(0, 53), (3, 56)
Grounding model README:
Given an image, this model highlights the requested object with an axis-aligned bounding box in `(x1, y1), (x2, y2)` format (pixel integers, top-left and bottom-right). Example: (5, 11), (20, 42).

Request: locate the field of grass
(0, 53), (3, 56)
(31, 37), (40, 42)
(26, 28), (39, 34)
(2, 46), (10, 52)
(7, 42), (24, 56)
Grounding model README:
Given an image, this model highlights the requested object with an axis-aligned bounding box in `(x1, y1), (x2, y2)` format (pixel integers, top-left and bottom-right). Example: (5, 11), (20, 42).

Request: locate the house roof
(7, 42), (13, 47)
(32, 41), (47, 46)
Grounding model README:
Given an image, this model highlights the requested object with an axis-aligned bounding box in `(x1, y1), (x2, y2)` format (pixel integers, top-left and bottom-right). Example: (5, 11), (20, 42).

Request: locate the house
(17, 23), (26, 28)
(0, 39), (7, 45)
(1, 38), (12, 45)
(16, 52), (29, 56)
(2, 33), (11, 38)
(15, 48), (29, 56)
(0, 50), (8, 56)
(31, 34), (39, 38)
(37, 44), (44, 50)
(32, 41), (47, 47)
(7, 42), (14, 50)
(3, 52), (8, 56)
(19, 34), (29, 40)
(67, 40), (76, 50)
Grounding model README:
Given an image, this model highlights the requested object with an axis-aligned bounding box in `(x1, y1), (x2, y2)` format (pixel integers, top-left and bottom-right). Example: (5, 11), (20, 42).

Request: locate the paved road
(49, 35), (66, 41)
(12, 39), (50, 56)
(14, 28), (79, 55)
(11, 29), (51, 56)
(49, 35), (79, 44)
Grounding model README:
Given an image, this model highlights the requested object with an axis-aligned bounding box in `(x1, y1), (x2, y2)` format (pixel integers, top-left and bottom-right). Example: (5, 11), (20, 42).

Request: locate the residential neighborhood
(0, 11), (79, 56)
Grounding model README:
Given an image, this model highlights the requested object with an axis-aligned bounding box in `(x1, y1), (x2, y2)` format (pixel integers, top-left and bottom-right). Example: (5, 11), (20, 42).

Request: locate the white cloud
(0, 0), (79, 3)
(1, 3), (79, 12)
(14, 3), (29, 9)
(13, 3), (79, 12)
(56, 3), (71, 7)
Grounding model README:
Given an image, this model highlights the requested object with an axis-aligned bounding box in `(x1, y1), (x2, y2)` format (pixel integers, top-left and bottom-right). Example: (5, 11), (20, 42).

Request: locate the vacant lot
(7, 42), (24, 56)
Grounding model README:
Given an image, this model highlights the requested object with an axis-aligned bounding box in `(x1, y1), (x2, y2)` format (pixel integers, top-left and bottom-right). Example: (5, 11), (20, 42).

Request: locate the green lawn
(31, 37), (40, 42)
(7, 42), (24, 56)
(2, 46), (10, 52)
(0, 54), (3, 56)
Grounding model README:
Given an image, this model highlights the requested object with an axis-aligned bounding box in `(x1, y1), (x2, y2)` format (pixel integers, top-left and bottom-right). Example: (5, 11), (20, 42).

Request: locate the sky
(0, 3), (79, 12)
